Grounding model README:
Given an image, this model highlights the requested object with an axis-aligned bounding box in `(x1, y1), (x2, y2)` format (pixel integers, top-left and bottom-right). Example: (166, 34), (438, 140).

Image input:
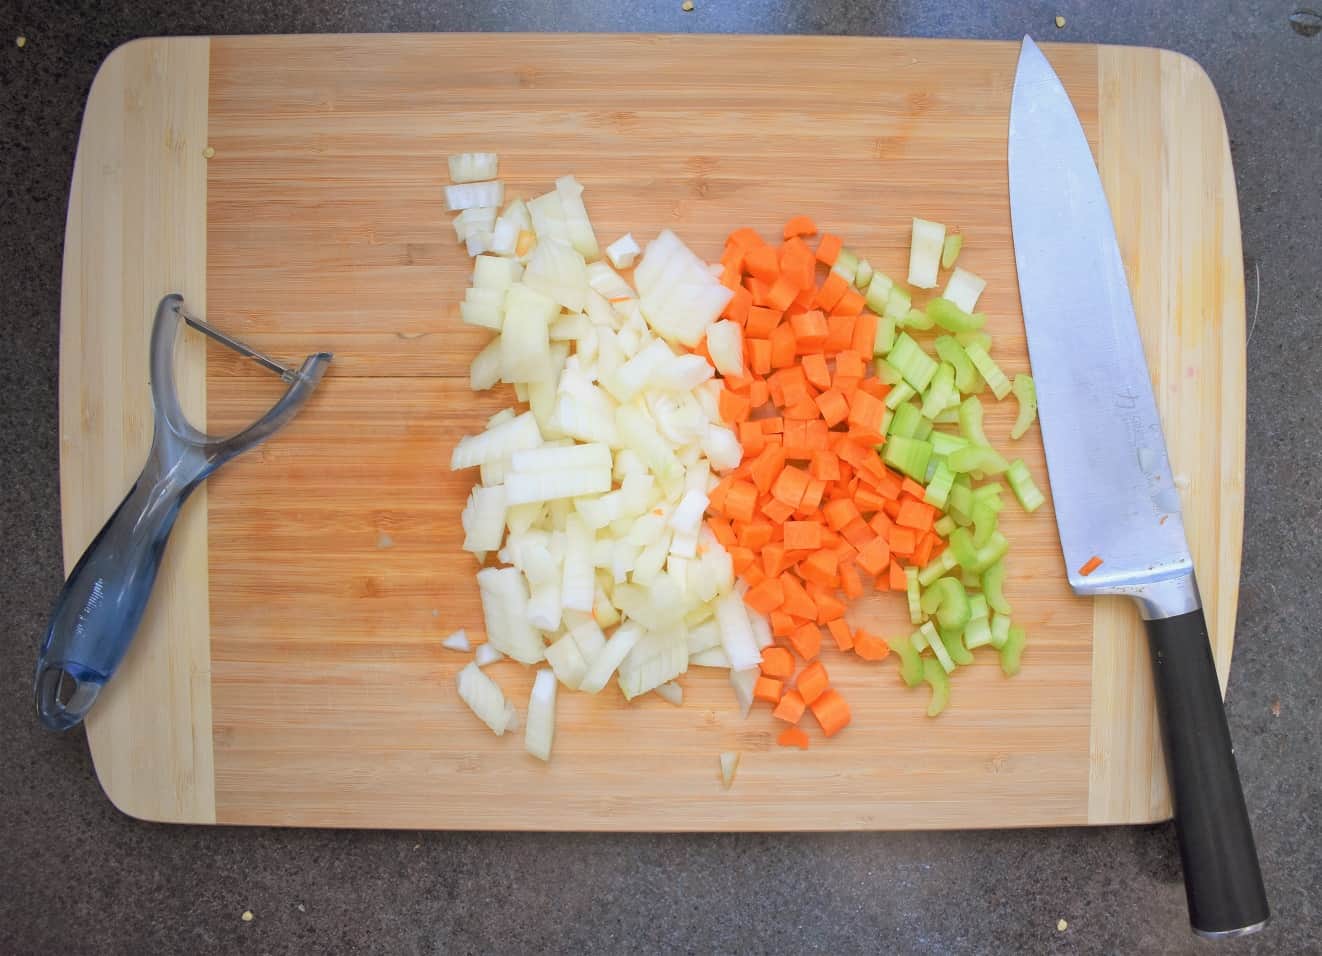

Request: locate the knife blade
(1008, 36), (1268, 938)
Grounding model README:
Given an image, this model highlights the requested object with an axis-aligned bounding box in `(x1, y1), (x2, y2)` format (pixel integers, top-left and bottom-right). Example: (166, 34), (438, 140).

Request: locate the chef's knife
(1008, 37), (1268, 938)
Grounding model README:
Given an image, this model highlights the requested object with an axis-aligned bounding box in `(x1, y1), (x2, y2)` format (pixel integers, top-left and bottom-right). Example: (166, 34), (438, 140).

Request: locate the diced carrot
(822, 497), (861, 531)
(770, 323), (797, 368)
(797, 661), (830, 705)
(834, 287), (866, 315)
(854, 486), (888, 513)
(722, 285), (752, 324)
(799, 478), (827, 514)
(853, 629), (891, 662)
(900, 477), (927, 500)
(753, 675), (784, 704)
(814, 388), (849, 427)
(760, 645), (795, 680)
(777, 726), (810, 749)
(762, 497), (796, 524)
(761, 416), (785, 434)
(896, 498), (936, 532)
(888, 526), (917, 557)
(743, 563), (767, 588)
(851, 312), (878, 357)
(824, 314), (856, 352)
(839, 561), (864, 600)
(780, 239), (817, 289)
(744, 245), (779, 282)
(813, 590), (846, 623)
(816, 233), (843, 265)
(840, 517), (876, 548)
(783, 520), (823, 550)
(809, 689), (851, 737)
(750, 446), (787, 494)
(719, 388), (752, 424)
(814, 270), (849, 311)
(739, 420), (767, 456)
(749, 378), (770, 408)
(882, 499), (902, 519)
(805, 420), (830, 450)
(746, 577), (786, 615)
(788, 622), (822, 661)
(761, 543), (787, 577)
(739, 521), (775, 551)
(810, 450), (841, 482)
(798, 550), (838, 588)
(847, 390), (887, 434)
(725, 481), (759, 523)
(745, 305), (781, 339)
(780, 574), (817, 620)
(783, 215), (818, 239)
(721, 243), (746, 274)
(827, 620), (854, 653)
(707, 516), (737, 548)
(728, 226), (765, 250)
(770, 611), (796, 638)
(771, 466), (811, 507)
(789, 310), (828, 350)
(888, 561), (908, 591)
(723, 373), (753, 392)
(748, 277), (775, 307)
(773, 689), (807, 724)
(835, 350), (867, 379)
(801, 352), (831, 390)
(868, 511), (894, 537)
(912, 532), (936, 568)
(855, 535), (891, 575)
(729, 546), (755, 573)
(766, 274), (800, 311)
(748, 338), (773, 375)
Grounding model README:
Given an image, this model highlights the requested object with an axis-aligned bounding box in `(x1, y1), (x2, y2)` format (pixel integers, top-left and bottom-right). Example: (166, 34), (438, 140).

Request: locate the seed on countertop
(203, 146), (215, 159)
(1054, 15), (1066, 28)
(682, 0), (694, 10)
(16, 35), (27, 47)
(241, 910), (254, 922)
(1057, 919), (1068, 931)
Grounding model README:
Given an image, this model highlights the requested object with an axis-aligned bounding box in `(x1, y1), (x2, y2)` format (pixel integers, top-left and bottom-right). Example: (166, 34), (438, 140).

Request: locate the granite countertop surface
(1, 2), (1318, 953)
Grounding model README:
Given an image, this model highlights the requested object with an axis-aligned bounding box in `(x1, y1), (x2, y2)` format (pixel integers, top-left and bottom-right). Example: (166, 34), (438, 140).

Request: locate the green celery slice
(1000, 626), (1027, 676)
(934, 335), (983, 395)
(947, 444), (1010, 475)
(927, 297), (987, 334)
(854, 258), (874, 290)
(874, 358), (903, 384)
(883, 436), (933, 482)
(933, 514), (959, 537)
(955, 331), (992, 351)
(921, 362), (957, 419)
(1010, 373), (1038, 439)
(923, 657), (951, 716)
(914, 417), (933, 442)
(968, 594), (989, 620)
(958, 396), (990, 446)
(899, 307), (933, 331)
(963, 615), (993, 650)
(940, 627), (974, 667)
(832, 248), (859, 283)
(920, 622), (955, 673)
(921, 577), (971, 632)
(887, 332), (938, 392)
(948, 527), (1009, 572)
(941, 233), (963, 270)
(918, 549), (959, 587)
(947, 483), (974, 525)
(989, 612), (1012, 649)
(1007, 459), (1046, 513)
(891, 634), (924, 687)
(971, 498), (999, 548)
(924, 460), (956, 510)
(962, 341), (1011, 399)
(905, 567), (924, 625)
(884, 286), (913, 321)
(873, 314), (897, 356)
(865, 272), (895, 313)
(888, 402), (924, 439)
(929, 431), (969, 457)
(884, 381), (918, 410)
(982, 561), (1012, 615)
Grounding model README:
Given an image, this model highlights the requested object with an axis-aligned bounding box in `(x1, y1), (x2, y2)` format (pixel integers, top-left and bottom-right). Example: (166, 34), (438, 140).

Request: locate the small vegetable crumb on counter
(442, 152), (1044, 766)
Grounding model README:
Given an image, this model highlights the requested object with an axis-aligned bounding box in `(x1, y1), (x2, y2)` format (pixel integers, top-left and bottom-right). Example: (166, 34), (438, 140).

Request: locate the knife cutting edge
(1008, 36), (1268, 938)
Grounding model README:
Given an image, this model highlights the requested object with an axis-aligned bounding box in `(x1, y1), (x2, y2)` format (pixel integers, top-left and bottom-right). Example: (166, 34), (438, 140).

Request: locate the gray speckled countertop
(2, 2), (1319, 953)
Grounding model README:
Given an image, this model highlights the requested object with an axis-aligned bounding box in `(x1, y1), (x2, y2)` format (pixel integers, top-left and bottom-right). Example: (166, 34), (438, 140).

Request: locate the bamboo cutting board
(59, 34), (1244, 829)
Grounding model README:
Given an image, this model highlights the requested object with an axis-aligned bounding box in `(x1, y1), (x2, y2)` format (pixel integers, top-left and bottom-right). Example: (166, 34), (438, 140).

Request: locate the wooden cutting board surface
(59, 34), (1244, 829)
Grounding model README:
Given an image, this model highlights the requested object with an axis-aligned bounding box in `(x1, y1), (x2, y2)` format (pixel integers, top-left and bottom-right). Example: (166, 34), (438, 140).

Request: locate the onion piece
(442, 629), (470, 652)
(474, 643), (504, 667)
(456, 662), (512, 734)
(476, 566), (544, 664)
(719, 751), (741, 790)
(907, 217), (946, 289)
(654, 681), (683, 706)
(524, 669), (557, 761)
(448, 152), (498, 183)
(445, 180), (504, 212)
(606, 233), (641, 269)
(578, 622), (643, 694)
(944, 266), (987, 314)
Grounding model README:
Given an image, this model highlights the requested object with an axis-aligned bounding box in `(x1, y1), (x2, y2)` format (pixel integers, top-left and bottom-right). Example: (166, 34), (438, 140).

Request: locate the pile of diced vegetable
(442, 152), (1042, 771)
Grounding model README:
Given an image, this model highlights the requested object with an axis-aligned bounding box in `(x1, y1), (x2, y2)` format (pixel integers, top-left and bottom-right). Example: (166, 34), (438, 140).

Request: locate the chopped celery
(923, 657), (951, 716)
(949, 527), (1009, 572)
(884, 381), (917, 410)
(927, 297), (987, 334)
(888, 333), (939, 392)
(905, 567), (924, 625)
(958, 396), (990, 446)
(973, 482), (1004, 505)
(968, 594), (989, 621)
(933, 514), (959, 537)
(931, 405), (962, 425)
(955, 331), (992, 352)
(962, 341), (1011, 399)
(963, 615), (993, 650)
(921, 621), (955, 673)
(884, 435), (933, 482)
(982, 561), (1012, 614)
(947, 483), (974, 525)
(921, 577), (971, 631)
(924, 460), (956, 510)
(899, 307), (934, 331)
(854, 258), (874, 290)
(941, 233), (963, 270)
(884, 286), (913, 321)
(1010, 374), (1038, 439)
(913, 417), (934, 441)
(1007, 459), (1046, 513)
(888, 401), (924, 439)
(921, 363), (957, 419)
(832, 248), (859, 283)
(918, 549), (959, 587)
(990, 612), (1012, 649)
(873, 314), (897, 356)
(1000, 626), (1027, 676)
(971, 498), (999, 548)
(930, 430), (970, 457)
(960, 568), (983, 588)
(940, 627), (974, 667)
(874, 358), (904, 384)
(865, 271), (894, 314)
(947, 444), (1010, 475)
(935, 335), (984, 395)
(891, 634), (924, 687)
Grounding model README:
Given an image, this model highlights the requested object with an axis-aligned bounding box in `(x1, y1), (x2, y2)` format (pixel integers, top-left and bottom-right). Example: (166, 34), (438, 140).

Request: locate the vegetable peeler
(34, 294), (332, 731)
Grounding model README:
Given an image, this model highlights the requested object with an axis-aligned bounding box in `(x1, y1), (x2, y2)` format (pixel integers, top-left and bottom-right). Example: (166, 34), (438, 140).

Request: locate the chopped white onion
(908, 217), (946, 289)
(706, 320), (744, 377)
(606, 233), (641, 269)
(448, 152), (498, 183)
(445, 180), (504, 212)
(476, 566), (544, 664)
(654, 681), (683, 706)
(456, 662), (512, 735)
(524, 669), (557, 761)
(943, 266), (987, 314)
(474, 643), (504, 667)
(719, 751), (741, 790)
(729, 668), (758, 719)
(442, 629), (470, 652)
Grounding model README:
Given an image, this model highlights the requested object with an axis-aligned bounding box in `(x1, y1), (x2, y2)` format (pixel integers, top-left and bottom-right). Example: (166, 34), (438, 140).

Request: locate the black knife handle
(1146, 608), (1269, 937)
